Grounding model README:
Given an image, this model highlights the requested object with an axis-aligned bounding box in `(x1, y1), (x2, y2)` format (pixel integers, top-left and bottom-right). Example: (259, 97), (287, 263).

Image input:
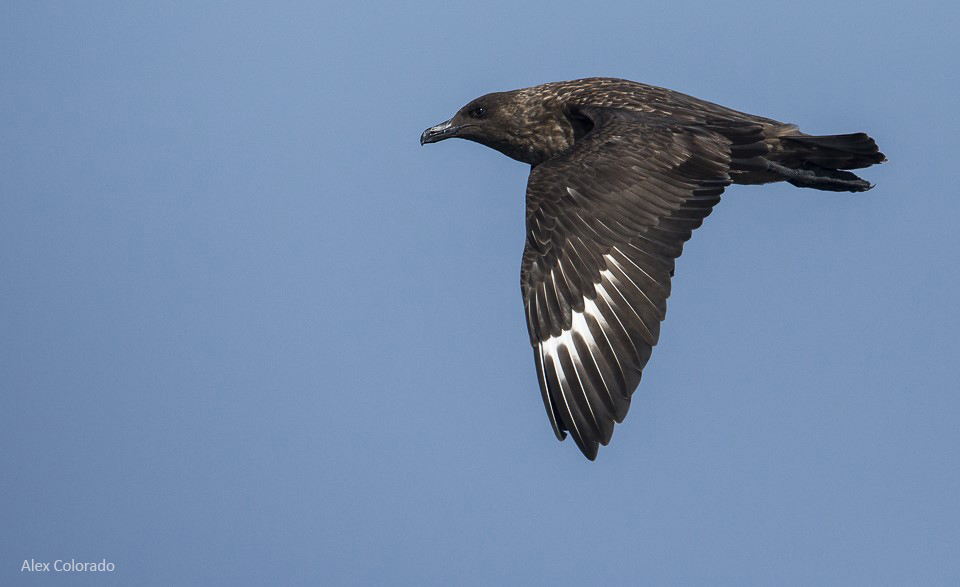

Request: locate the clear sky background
(2, 1), (958, 585)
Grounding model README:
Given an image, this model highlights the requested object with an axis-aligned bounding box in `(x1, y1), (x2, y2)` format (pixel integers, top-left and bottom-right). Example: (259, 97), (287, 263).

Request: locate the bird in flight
(421, 77), (884, 460)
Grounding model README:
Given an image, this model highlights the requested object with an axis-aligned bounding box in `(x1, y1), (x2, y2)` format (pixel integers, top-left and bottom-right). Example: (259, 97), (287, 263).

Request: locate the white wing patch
(539, 293), (599, 438)
(537, 253), (646, 432)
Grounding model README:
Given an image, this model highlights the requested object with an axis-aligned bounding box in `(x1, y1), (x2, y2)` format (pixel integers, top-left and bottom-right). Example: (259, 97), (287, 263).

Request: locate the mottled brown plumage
(421, 77), (885, 460)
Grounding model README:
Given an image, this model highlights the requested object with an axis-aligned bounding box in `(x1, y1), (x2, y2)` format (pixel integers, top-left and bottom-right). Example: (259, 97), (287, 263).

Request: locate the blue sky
(2, 1), (958, 585)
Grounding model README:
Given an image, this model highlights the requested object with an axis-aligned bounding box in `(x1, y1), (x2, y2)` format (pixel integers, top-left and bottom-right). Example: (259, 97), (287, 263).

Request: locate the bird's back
(529, 77), (790, 130)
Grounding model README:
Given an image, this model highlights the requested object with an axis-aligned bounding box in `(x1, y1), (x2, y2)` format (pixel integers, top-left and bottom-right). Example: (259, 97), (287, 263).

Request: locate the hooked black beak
(420, 119), (462, 145)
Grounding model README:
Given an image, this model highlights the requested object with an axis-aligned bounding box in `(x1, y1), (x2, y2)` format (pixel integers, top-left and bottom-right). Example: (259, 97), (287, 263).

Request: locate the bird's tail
(773, 132), (886, 192)
(780, 133), (885, 170)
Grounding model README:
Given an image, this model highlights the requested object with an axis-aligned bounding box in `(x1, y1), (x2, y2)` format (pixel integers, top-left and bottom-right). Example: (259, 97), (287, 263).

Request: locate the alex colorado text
(22, 559), (115, 572)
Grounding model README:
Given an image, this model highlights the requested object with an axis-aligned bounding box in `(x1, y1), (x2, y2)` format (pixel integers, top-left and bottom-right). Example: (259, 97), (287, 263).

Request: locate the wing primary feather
(557, 340), (605, 443)
(535, 345), (566, 441)
(543, 345), (596, 459)
(593, 279), (647, 371)
(572, 321), (626, 429)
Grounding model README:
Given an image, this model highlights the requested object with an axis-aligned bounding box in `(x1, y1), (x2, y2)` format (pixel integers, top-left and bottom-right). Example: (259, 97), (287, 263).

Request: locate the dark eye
(469, 106), (486, 119)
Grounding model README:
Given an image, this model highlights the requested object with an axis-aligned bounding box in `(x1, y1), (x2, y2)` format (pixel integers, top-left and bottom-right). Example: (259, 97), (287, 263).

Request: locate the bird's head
(420, 90), (577, 165)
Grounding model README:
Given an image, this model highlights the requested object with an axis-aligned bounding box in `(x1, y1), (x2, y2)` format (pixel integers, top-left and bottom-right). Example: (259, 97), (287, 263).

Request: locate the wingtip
(574, 438), (599, 461)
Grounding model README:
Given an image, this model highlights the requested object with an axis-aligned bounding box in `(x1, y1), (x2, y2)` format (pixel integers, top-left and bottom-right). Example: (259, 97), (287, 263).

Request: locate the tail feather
(763, 160), (875, 192)
(787, 163), (874, 192)
(779, 133), (886, 170)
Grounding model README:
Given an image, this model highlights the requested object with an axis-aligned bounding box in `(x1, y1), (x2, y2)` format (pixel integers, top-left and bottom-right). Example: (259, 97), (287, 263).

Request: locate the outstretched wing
(521, 106), (765, 459)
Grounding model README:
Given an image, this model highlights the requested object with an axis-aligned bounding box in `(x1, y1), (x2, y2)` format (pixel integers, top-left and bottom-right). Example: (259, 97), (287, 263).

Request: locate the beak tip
(420, 119), (456, 146)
